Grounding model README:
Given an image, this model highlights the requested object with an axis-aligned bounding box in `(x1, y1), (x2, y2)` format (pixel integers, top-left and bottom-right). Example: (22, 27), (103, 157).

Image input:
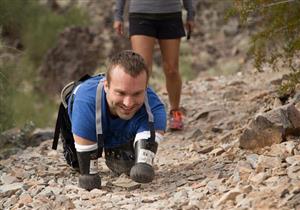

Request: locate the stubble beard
(110, 101), (139, 120)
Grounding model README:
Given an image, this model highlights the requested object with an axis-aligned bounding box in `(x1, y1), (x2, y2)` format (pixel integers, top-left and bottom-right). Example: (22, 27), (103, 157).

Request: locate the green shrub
(277, 71), (300, 99)
(229, 0), (300, 70)
(0, 62), (17, 132)
(0, 56), (59, 131)
(0, 0), (90, 131)
(23, 6), (90, 68)
(229, 0), (300, 96)
(0, 0), (27, 39)
(0, 0), (89, 67)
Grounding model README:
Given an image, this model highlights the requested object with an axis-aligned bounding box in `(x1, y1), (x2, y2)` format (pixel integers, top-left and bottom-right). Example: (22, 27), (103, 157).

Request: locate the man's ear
(104, 80), (109, 93)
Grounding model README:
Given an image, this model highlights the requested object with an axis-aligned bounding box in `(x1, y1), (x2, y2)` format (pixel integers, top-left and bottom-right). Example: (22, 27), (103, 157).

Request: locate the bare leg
(158, 39), (182, 111)
(131, 35), (156, 75)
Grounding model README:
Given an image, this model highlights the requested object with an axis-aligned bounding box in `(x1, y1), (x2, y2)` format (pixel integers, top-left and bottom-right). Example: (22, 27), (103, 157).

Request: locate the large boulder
(239, 103), (300, 150)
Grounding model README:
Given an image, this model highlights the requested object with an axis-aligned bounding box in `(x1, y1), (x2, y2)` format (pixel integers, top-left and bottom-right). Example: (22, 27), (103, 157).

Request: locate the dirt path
(1, 70), (300, 210)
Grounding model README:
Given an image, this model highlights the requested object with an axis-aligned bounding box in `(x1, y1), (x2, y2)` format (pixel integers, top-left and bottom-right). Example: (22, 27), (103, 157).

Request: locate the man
(69, 51), (166, 190)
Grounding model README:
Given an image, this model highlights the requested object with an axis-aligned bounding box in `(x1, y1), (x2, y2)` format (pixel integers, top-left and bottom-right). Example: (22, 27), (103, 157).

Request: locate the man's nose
(123, 96), (134, 107)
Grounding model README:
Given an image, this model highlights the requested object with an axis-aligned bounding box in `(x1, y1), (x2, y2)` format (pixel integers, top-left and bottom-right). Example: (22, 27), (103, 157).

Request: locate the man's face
(104, 65), (147, 120)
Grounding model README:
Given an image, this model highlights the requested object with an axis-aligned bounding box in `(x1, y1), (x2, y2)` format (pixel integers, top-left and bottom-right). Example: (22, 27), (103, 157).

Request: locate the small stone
(283, 141), (296, 155)
(256, 156), (282, 172)
(286, 155), (300, 165)
(142, 197), (157, 203)
(1, 174), (18, 185)
(215, 189), (242, 207)
(176, 179), (187, 187)
(173, 191), (188, 201)
(187, 174), (206, 181)
(209, 147), (225, 156)
(264, 176), (284, 187)
(241, 185), (253, 194)
(188, 143), (201, 153)
(112, 176), (141, 190)
(81, 193), (90, 200)
(47, 150), (59, 157)
(188, 129), (203, 140)
(272, 167), (287, 176)
(248, 172), (268, 185)
(90, 188), (106, 196)
(207, 179), (224, 193)
(102, 202), (114, 209)
(120, 204), (136, 209)
(232, 161), (253, 183)
(182, 204), (200, 210)
(0, 182), (24, 195)
(246, 154), (259, 169)
(198, 145), (214, 154)
(18, 193), (32, 205)
(287, 165), (300, 180)
(55, 195), (76, 209)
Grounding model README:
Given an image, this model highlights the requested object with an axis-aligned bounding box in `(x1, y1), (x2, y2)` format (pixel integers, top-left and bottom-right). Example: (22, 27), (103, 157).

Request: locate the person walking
(113, 0), (195, 131)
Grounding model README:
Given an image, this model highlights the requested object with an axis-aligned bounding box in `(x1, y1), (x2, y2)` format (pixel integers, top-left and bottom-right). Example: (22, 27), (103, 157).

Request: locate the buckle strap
(52, 104), (65, 150)
(144, 91), (155, 142)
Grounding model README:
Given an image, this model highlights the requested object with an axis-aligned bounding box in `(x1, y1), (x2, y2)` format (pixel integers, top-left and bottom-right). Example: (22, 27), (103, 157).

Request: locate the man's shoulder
(74, 75), (104, 101)
(146, 87), (163, 104)
(146, 86), (158, 97)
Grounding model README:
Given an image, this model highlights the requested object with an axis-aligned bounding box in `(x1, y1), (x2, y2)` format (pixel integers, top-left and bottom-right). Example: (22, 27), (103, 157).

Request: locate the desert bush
(229, 0), (300, 69)
(0, 61), (17, 132)
(229, 0), (300, 96)
(0, 0), (89, 131)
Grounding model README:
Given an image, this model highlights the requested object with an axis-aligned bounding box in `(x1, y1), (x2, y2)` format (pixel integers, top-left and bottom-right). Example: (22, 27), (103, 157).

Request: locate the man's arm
(73, 134), (96, 145)
(73, 136), (101, 190)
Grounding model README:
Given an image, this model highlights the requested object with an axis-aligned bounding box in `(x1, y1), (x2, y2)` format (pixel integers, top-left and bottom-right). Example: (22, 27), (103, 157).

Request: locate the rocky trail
(1, 69), (300, 210)
(2, 1), (300, 209)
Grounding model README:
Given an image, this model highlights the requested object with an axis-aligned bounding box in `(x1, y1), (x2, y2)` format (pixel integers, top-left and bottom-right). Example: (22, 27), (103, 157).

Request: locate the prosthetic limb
(130, 139), (158, 183)
(75, 143), (101, 190)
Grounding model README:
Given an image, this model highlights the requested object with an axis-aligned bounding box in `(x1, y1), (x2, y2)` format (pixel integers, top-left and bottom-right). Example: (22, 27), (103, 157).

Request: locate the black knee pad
(104, 142), (135, 176)
(130, 139), (158, 183)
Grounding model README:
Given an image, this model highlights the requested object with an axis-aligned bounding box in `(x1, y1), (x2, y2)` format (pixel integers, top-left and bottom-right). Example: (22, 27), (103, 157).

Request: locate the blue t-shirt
(68, 75), (166, 148)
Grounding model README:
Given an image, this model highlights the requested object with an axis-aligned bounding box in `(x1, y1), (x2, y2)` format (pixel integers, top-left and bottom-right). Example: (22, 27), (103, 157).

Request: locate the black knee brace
(104, 143), (135, 176)
(77, 148), (101, 190)
(130, 139), (158, 183)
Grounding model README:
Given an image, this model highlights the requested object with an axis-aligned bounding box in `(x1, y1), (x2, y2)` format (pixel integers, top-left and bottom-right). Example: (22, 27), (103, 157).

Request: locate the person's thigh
(158, 39), (181, 72)
(130, 35), (156, 72)
(129, 16), (157, 71)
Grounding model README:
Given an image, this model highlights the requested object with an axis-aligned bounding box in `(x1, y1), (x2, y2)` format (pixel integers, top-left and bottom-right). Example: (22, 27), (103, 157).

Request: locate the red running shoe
(169, 109), (184, 131)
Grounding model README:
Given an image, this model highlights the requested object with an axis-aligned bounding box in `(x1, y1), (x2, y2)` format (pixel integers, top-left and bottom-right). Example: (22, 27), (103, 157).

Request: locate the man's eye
(134, 92), (143, 97)
(116, 92), (125, 96)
